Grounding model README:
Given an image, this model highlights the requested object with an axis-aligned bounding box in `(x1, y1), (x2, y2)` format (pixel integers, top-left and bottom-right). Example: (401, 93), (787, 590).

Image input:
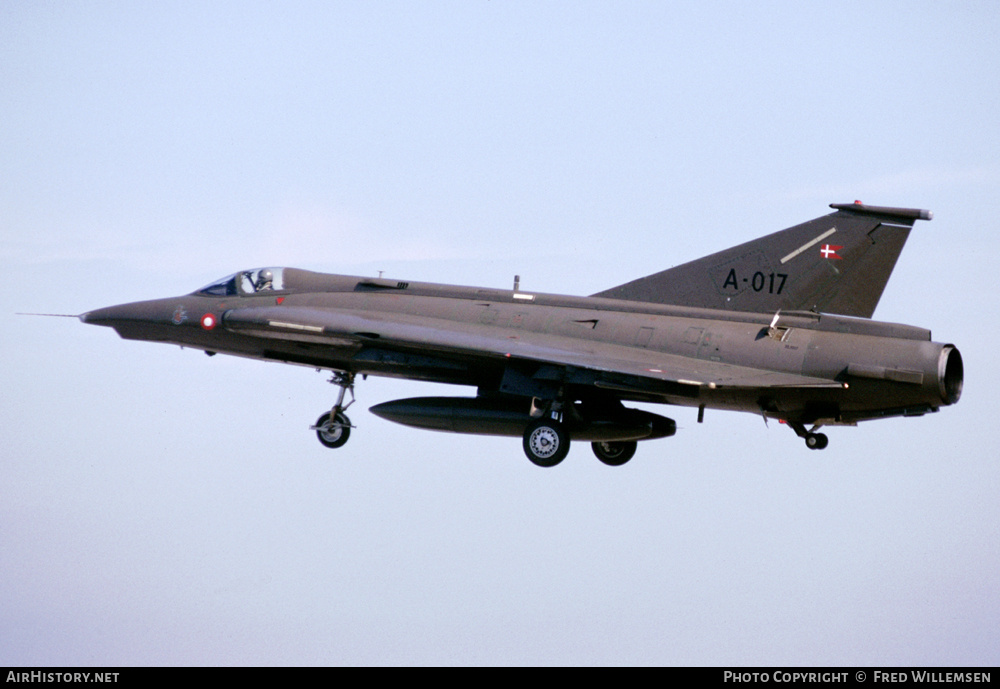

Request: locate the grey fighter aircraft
(81, 202), (963, 466)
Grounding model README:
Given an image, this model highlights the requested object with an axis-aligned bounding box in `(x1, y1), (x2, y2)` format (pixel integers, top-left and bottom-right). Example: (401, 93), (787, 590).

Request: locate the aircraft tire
(316, 411), (351, 449)
(591, 440), (638, 466)
(805, 432), (828, 450)
(522, 419), (570, 467)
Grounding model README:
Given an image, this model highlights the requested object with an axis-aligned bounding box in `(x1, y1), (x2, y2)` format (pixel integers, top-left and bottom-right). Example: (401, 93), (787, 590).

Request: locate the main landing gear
(521, 419), (641, 467)
(312, 371), (355, 449)
(787, 420), (829, 450)
(520, 399), (642, 467)
(591, 440), (638, 466)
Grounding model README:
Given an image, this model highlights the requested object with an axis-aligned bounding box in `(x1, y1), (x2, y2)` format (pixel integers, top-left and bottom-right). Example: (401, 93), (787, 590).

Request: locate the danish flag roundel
(201, 313), (218, 330)
(820, 244), (843, 259)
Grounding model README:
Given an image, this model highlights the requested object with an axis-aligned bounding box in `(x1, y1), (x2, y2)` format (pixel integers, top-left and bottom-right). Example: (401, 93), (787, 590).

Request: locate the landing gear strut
(313, 371), (356, 449)
(787, 420), (829, 451)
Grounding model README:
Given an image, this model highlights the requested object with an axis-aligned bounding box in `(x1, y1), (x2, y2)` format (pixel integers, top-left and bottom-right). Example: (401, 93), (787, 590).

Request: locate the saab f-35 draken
(82, 202), (963, 466)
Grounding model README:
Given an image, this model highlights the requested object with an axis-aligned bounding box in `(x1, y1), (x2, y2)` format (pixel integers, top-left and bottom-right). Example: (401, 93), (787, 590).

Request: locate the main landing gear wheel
(805, 432), (828, 450)
(316, 411), (351, 448)
(523, 419), (570, 467)
(591, 440), (638, 466)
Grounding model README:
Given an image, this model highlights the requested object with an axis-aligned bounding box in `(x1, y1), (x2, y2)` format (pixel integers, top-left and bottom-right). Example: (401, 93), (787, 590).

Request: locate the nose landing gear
(312, 371), (356, 449)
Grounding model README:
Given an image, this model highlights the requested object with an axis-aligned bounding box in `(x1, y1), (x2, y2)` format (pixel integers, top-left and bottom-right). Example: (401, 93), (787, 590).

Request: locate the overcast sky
(3, 1), (998, 666)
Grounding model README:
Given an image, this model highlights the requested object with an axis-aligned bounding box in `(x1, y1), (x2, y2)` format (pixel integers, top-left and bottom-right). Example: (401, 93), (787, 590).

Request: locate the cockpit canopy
(197, 267), (286, 296)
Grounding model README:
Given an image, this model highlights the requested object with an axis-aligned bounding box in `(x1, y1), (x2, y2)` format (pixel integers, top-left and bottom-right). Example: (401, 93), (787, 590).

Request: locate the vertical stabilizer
(593, 202), (932, 318)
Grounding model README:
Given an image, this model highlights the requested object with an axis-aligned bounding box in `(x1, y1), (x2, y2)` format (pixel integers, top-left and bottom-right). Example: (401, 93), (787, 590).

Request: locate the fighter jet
(81, 202), (963, 466)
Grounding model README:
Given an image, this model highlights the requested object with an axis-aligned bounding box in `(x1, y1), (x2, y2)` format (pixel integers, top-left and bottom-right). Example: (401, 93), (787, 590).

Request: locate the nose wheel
(311, 371), (356, 449)
(315, 411), (351, 448)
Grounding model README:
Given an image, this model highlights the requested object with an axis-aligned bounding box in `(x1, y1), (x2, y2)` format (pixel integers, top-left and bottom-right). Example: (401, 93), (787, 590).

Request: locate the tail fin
(593, 202), (932, 318)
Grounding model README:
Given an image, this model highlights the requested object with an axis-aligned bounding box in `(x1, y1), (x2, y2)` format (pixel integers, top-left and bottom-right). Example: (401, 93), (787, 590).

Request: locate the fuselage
(83, 267), (963, 427)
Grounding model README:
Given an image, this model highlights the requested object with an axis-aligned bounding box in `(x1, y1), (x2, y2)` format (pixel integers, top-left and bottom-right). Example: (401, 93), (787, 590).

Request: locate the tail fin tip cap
(829, 202), (932, 221)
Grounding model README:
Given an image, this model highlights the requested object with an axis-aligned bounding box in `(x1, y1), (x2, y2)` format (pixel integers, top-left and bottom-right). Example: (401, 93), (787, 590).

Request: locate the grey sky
(3, 1), (998, 665)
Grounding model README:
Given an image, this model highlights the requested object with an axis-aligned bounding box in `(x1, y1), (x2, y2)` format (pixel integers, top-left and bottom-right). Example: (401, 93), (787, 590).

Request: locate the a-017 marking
(722, 270), (788, 294)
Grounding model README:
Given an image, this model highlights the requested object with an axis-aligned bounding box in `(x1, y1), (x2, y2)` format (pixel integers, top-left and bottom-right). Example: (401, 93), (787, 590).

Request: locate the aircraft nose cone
(80, 302), (150, 327)
(80, 306), (116, 326)
(80, 298), (193, 342)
